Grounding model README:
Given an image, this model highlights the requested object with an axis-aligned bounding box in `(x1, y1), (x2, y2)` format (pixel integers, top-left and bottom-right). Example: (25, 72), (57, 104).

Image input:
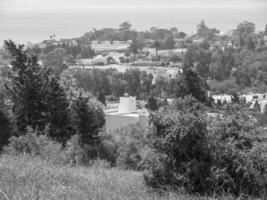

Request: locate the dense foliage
(144, 96), (212, 193)
(70, 95), (105, 146)
(144, 96), (267, 197)
(0, 107), (11, 150)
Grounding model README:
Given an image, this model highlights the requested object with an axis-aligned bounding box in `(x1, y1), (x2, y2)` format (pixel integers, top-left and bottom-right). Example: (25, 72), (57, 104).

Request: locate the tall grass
(0, 155), (229, 200)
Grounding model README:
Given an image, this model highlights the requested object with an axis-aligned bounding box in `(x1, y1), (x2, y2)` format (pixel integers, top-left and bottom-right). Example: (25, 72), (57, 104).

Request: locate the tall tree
(5, 40), (49, 133)
(235, 21), (256, 50)
(0, 107), (11, 150)
(45, 76), (72, 144)
(153, 40), (160, 56)
(163, 33), (175, 49)
(174, 66), (210, 104)
(70, 95), (105, 146)
(44, 47), (68, 76)
(119, 21), (132, 31)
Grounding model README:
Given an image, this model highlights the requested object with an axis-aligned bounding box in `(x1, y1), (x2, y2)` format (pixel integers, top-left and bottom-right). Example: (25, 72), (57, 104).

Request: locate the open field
(0, 155), (229, 200)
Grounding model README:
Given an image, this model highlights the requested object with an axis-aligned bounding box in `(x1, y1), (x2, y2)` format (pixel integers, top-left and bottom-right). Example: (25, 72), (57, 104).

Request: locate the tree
(197, 20), (208, 36)
(163, 33), (175, 49)
(119, 21), (132, 31)
(196, 20), (218, 40)
(183, 44), (212, 79)
(209, 47), (229, 81)
(145, 98), (267, 197)
(253, 100), (261, 112)
(235, 21), (256, 50)
(153, 40), (160, 56)
(119, 22), (135, 41)
(70, 95), (105, 146)
(5, 40), (72, 141)
(97, 91), (106, 106)
(129, 38), (142, 57)
(5, 40), (50, 133)
(45, 76), (72, 144)
(124, 69), (141, 97)
(144, 96), (212, 193)
(44, 47), (68, 76)
(208, 105), (267, 197)
(0, 107), (11, 150)
(145, 96), (159, 111)
(174, 66), (210, 104)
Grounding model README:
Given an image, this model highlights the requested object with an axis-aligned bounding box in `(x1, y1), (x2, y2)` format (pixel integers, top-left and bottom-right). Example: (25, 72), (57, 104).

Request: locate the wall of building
(105, 114), (139, 133)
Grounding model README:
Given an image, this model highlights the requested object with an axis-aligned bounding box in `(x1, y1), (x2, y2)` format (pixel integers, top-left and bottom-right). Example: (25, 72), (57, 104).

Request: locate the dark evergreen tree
(97, 91), (106, 106)
(70, 94), (105, 146)
(45, 76), (72, 144)
(254, 100), (261, 112)
(5, 40), (49, 133)
(146, 96), (159, 111)
(153, 40), (160, 56)
(0, 107), (11, 150)
(174, 66), (210, 104)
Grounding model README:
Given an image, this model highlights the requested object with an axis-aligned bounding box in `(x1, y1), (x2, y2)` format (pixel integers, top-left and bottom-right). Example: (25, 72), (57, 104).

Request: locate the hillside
(0, 155), (227, 200)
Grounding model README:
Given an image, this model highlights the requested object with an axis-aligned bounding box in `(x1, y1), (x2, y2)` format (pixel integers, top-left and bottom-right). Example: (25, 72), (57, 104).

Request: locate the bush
(61, 133), (117, 166)
(4, 127), (117, 166)
(144, 97), (267, 198)
(4, 127), (64, 164)
(144, 96), (212, 193)
(208, 105), (267, 197)
(208, 79), (239, 95)
(114, 122), (147, 170)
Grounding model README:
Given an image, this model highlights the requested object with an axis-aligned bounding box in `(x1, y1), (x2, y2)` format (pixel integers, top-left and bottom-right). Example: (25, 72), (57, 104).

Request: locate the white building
(105, 95), (148, 133)
(118, 95), (136, 114)
(212, 94), (232, 104)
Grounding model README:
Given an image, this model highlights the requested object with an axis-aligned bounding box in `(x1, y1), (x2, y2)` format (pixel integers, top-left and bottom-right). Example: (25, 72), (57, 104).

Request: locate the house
(212, 94), (232, 104)
(91, 40), (130, 52)
(264, 36), (267, 45)
(105, 94), (149, 133)
(192, 38), (204, 44)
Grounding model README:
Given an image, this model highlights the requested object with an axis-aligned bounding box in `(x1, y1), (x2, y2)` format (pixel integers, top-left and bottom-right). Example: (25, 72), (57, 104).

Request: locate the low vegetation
(0, 154), (231, 200)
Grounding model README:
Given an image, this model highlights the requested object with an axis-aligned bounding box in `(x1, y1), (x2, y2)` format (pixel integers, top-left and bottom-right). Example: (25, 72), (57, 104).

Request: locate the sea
(0, 6), (266, 45)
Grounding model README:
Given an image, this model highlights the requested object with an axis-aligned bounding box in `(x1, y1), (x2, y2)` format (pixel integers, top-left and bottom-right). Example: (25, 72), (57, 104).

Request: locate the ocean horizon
(0, 5), (266, 44)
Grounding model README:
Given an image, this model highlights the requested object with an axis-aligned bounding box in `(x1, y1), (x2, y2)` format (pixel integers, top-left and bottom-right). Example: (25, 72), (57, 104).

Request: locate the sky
(0, 0), (266, 44)
(1, 0), (267, 9)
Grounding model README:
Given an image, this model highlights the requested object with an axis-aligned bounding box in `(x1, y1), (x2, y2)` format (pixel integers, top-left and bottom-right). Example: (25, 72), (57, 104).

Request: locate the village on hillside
(1, 0), (267, 197)
(2, 21), (267, 131)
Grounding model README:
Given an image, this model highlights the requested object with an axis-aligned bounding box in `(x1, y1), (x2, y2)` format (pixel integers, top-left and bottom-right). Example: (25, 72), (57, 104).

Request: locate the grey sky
(1, 0), (267, 9)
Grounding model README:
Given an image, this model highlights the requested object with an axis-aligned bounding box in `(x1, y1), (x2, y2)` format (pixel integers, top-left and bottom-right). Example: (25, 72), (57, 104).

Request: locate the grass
(0, 155), (229, 200)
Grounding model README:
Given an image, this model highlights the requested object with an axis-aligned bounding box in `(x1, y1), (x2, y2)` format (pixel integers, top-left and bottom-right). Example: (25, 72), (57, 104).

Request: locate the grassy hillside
(0, 155), (228, 200)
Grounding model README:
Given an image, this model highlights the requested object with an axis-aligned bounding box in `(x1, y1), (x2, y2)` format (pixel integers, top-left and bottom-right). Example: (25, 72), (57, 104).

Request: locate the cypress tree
(70, 94), (105, 146)
(45, 75), (73, 144)
(5, 40), (49, 133)
(0, 107), (11, 150)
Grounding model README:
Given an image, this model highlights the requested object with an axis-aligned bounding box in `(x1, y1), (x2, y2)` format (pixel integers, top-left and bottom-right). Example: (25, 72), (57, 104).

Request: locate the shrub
(4, 127), (117, 166)
(62, 133), (117, 166)
(98, 137), (118, 164)
(208, 79), (239, 95)
(144, 98), (267, 198)
(114, 122), (147, 170)
(116, 142), (142, 170)
(208, 105), (267, 197)
(144, 96), (212, 194)
(4, 127), (64, 164)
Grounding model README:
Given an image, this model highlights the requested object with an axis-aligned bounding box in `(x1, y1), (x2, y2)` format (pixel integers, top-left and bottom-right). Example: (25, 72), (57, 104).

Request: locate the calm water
(0, 6), (266, 44)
